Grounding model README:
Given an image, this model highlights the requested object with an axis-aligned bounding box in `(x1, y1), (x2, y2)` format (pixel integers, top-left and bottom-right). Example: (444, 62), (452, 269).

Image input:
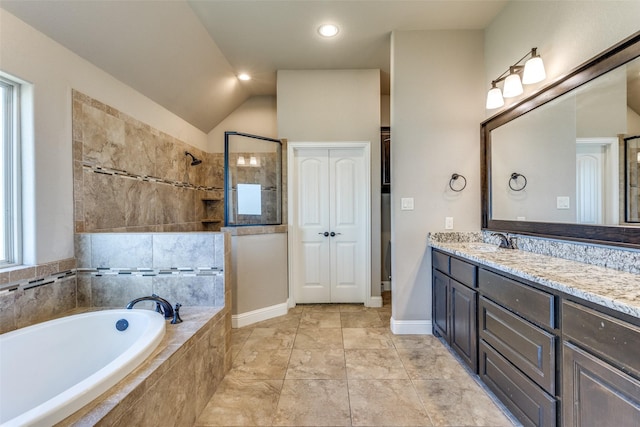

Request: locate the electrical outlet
(445, 217), (454, 229)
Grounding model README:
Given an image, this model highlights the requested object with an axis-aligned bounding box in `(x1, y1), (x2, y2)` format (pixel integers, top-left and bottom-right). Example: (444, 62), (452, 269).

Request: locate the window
(1, 75), (21, 267)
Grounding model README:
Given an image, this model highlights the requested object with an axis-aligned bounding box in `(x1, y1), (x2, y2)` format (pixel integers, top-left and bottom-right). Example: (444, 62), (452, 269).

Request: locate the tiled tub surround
(57, 306), (230, 427)
(428, 232), (640, 319)
(72, 90), (224, 233)
(0, 258), (77, 334)
(1, 231), (231, 425)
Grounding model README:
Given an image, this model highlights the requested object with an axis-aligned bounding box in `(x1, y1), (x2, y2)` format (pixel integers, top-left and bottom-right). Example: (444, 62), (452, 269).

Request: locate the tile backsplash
(72, 90), (224, 232)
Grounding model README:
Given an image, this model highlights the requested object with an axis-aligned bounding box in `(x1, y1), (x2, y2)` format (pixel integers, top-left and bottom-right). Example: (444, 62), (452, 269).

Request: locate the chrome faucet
(126, 294), (174, 320)
(491, 232), (517, 249)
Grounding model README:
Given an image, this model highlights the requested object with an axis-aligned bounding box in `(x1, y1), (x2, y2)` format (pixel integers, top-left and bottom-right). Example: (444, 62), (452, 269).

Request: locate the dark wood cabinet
(432, 250), (477, 372)
(432, 269), (450, 342)
(450, 279), (477, 372)
(432, 247), (639, 427)
(562, 342), (640, 427)
(562, 300), (640, 427)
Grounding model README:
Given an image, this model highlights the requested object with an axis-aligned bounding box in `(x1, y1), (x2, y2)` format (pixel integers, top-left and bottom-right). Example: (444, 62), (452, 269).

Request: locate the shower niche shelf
(201, 198), (223, 228)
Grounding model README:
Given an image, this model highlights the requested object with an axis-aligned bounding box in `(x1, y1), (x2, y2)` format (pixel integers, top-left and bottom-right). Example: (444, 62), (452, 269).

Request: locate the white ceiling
(0, 0), (509, 132)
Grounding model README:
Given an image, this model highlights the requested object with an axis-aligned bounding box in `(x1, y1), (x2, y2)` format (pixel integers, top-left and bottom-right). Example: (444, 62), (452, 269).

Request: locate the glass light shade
(237, 156), (245, 165)
(522, 56), (546, 84)
(637, 152), (640, 163)
(503, 73), (523, 98)
(486, 87), (504, 109)
(249, 156), (258, 166)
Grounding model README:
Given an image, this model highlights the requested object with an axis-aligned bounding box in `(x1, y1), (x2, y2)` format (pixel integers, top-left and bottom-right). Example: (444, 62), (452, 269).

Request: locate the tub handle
(171, 303), (183, 324)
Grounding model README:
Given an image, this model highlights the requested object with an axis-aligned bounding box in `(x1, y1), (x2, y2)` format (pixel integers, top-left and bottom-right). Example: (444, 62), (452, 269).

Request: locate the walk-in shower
(224, 132), (282, 226)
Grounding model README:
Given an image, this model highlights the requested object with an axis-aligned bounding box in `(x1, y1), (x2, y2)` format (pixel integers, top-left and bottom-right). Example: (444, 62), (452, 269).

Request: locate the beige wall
(484, 1), (640, 116)
(277, 69), (382, 300)
(0, 10), (206, 265)
(231, 233), (288, 315)
(390, 30), (485, 328)
(208, 95), (278, 153)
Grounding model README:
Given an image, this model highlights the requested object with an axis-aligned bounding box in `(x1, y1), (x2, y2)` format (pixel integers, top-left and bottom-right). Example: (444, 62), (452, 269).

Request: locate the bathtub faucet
(126, 294), (174, 320)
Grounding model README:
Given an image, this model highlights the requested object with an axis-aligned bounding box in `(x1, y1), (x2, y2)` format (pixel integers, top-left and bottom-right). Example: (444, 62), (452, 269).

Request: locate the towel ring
(509, 173), (527, 191)
(449, 173), (467, 192)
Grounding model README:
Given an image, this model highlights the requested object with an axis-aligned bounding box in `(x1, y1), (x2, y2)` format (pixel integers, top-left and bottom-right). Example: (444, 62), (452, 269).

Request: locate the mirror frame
(481, 31), (640, 248)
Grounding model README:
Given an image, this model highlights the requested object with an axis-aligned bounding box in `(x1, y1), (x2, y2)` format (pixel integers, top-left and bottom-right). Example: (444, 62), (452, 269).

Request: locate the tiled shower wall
(72, 90), (224, 232)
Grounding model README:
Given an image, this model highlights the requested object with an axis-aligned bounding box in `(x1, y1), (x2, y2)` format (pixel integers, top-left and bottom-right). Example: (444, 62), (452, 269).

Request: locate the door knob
(330, 232), (341, 237)
(318, 232), (329, 237)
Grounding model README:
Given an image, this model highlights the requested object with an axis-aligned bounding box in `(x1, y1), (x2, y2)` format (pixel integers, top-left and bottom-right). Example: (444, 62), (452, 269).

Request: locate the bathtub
(0, 309), (165, 427)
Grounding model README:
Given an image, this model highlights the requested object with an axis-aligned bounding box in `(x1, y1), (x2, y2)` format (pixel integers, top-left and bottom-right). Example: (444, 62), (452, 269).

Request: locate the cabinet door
(563, 342), (640, 427)
(432, 269), (449, 342)
(450, 279), (477, 372)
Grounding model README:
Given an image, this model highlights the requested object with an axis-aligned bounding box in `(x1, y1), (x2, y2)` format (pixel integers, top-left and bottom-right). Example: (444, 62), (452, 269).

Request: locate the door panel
(295, 151), (331, 303)
(293, 146), (366, 303)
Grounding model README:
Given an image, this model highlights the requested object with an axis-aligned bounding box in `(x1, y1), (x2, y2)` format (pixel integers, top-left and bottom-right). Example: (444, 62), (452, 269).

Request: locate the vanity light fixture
(238, 73), (251, 81)
(237, 155), (246, 166)
(486, 48), (546, 109)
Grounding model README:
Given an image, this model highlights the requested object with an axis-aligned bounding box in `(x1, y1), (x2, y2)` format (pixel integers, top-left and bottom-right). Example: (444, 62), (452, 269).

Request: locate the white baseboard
(390, 317), (432, 335)
(232, 301), (289, 328)
(368, 295), (383, 308)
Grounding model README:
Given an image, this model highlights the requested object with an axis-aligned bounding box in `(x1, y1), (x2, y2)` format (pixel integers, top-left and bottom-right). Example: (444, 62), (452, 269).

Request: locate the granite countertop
(429, 240), (640, 320)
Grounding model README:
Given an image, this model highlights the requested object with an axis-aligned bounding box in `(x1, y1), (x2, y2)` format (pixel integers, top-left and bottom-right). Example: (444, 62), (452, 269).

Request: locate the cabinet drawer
(480, 341), (557, 427)
(432, 250), (449, 274)
(562, 300), (640, 378)
(450, 257), (477, 288)
(479, 269), (555, 329)
(479, 297), (556, 394)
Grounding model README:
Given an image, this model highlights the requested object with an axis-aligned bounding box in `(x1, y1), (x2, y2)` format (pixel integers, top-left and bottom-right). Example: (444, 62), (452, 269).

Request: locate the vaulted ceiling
(0, 0), (509, 132)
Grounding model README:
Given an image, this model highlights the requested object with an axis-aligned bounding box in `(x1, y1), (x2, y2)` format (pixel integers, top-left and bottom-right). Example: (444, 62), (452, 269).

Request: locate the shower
(185, 151), (202, 166)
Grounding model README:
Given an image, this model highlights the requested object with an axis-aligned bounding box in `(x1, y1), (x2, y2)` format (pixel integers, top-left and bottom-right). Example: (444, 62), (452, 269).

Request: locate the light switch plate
(401, 198), (414, 210)
(557, 196), (570, 209)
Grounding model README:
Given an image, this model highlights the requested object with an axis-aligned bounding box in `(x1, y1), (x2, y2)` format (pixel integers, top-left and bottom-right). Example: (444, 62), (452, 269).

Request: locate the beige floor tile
(286, 348), (346, 379)
(338, 304), (369, 312)
(299, 311), (342, 328)
(396, 347), (471, 381)
(195, 378), (283, 426)
(230, 328), (253, 360)
(342, 328), (394, 349)
(243, 327), (297, 351)
(228, 348), (292, 380)
(294, 328), (343, 349)
(272, 379), (351, 426)
(301, 303), (341, 312)
(251, 313), (301, 329)
(413, 379), (515, 427)
(348, 379), (432, 426)
(391, 334), (444, 349)
(345, 349), (409, 379)
(341, 311), (386, 328)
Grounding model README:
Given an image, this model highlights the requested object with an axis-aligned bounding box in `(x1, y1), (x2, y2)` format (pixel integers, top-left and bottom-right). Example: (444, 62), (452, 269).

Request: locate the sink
(459, 243), (499, 252)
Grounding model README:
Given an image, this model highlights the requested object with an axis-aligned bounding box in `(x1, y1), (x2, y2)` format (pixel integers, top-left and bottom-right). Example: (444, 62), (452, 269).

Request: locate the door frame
(287, 141), (372, 308)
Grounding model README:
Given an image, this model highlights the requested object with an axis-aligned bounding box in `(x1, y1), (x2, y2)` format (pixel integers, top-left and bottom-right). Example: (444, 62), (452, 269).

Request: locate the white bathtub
(0, 309), (165, 427)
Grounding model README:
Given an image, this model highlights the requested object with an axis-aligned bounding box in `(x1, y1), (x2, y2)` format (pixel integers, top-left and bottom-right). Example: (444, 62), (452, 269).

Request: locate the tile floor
(195, 293), (517, 427)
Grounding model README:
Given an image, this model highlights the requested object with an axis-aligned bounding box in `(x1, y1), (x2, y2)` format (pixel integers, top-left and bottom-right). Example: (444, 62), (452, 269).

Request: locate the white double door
(290, 146), (368, 303)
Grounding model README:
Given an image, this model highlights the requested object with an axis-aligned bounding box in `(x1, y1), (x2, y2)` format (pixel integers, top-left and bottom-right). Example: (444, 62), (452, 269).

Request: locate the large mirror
(481, 31), (640, 248)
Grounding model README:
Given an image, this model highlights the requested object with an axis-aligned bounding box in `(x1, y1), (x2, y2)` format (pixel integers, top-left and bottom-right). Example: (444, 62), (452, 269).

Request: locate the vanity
(431, 31), (640, 426)
(430, 238), (640, 427)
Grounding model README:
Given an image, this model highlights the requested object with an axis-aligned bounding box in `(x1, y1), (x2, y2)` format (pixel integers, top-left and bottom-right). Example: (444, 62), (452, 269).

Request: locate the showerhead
(185, 151), (202, 166)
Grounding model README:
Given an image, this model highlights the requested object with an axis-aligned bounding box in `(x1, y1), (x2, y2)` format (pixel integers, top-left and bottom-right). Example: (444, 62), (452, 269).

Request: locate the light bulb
(503, 73), (523, 98)
(318, 24), (339, 38)
(522, 56), (546, 84)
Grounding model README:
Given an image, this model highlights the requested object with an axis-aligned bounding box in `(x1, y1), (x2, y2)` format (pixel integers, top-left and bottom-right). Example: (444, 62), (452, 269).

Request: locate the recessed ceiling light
(238, 73), (251, 81)
(318, 24), (339, 38)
